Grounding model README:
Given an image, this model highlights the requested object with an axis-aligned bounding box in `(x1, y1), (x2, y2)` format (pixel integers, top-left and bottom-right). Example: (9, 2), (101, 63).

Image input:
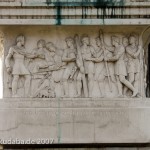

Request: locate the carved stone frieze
(4, 28), (145, 98)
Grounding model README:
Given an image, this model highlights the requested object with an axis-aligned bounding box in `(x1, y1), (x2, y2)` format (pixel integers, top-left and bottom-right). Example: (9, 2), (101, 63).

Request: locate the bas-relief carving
(0, 32), (4, 58)
(0, 32), (4, 98)
(4, 30), (144, 98)
(5, 35), (37, 97)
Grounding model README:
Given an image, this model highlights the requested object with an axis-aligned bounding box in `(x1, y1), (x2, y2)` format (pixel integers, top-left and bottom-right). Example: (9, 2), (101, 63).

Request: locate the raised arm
(25, 52), (38, 59)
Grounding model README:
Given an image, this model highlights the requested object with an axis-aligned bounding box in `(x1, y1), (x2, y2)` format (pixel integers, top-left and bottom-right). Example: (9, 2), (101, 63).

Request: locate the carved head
(129, 35), (137, 45)
(111, 36), (120, 46)
(122, 37), (129, 47)
(65, 37), (75, 48)
(95, 37), (102, 47)
(37, 39), (46, 48)
(81, 34), (90, 45)
(16, 35), (25, 46)
(46, 42), (56, 55)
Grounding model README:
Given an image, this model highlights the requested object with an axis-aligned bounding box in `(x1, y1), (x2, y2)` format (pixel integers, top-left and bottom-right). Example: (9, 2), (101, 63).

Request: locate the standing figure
(122, 36), (129, 96)
(62, 37), (77, 97)
(93, 37), (105, 97)
(80, 34), (95, 97)
(5, 35), (36, 97)
(126, 35), (141, 96)
(106, 36), (138, 97)
(75, 35), (88, 97)
(93, 30), (116, 97)
(94, 36), (115, 97)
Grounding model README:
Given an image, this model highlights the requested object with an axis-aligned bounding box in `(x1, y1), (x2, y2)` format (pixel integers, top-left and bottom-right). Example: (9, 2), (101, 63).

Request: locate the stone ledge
(0, 19), (149, 25)
(0, 0), (150, 7)
(0, 100), (150, 143)
(0, 98), (150, 108)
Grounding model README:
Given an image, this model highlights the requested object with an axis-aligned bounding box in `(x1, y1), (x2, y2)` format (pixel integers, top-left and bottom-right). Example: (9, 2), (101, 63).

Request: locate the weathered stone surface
(2, 26), (146, 98)
(2, 148), (143, 150)
(0, 25), (148, 144)
(0, 99), (150, 143)
(0, 0), (149, 148)
(0, 0), (149, 25)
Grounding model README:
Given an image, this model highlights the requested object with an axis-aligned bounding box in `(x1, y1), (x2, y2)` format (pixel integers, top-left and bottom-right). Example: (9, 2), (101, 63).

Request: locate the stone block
(0, 99), (150, 144)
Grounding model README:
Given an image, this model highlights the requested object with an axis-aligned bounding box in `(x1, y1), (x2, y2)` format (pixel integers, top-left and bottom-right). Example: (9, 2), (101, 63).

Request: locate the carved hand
(80, 66), (85, 74)
(31, 52), (37, 57)
(56, 63), (62, 68)
(38, 79), (44, 86)
(133, 54), (137, 58)
(99, 57), (104, 61)
(7, 67), (12, 74)
(93, 58), (103, 62)
(85, 57), (93, 61)
(102, 45), (105, 49)
(34, 53), (39, 57)
(37, 54), (45, 58)
(104, 57), (108, 61)
(138, 45), (142, 49)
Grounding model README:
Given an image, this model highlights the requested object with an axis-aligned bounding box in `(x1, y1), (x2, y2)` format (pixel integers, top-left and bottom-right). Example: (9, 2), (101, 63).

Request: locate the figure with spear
(92, 30), (115, 97)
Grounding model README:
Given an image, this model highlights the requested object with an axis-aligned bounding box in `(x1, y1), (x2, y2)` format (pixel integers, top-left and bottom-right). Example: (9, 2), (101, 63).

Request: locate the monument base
(0, 98), (149, 144)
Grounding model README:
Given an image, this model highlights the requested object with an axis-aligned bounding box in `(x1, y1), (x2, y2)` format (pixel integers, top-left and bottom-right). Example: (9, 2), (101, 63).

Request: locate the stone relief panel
(4, 27), (145, 98)
(0, 31), (4, 98)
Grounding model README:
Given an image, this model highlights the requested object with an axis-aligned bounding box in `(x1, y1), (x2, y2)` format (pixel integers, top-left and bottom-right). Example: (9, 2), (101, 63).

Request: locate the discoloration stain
(46, 0), (62, 25)
(45, 0), (125, 7)
(56, 4), (62, 25)
(45, 0), (125, 25)
(57, 97), (61, 143)
(93, 0), (125, 24)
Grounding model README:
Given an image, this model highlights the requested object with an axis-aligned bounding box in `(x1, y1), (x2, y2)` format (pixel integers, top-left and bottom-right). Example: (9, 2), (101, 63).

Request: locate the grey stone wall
(0, 0), (149, 25)
(0, 0), (150, 149)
